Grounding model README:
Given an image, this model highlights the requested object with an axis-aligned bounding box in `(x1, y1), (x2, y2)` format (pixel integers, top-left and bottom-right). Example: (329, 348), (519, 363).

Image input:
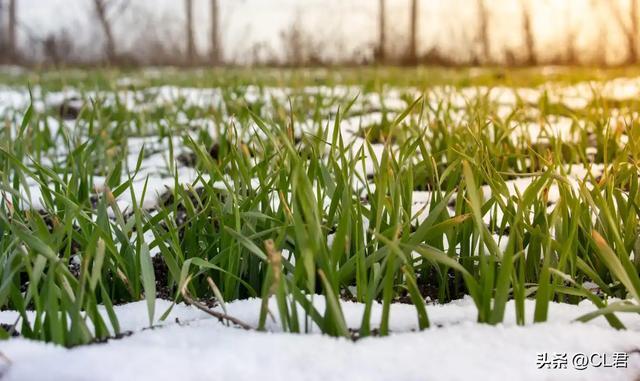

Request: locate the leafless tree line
(1, 0), (640, 67)
(611, 0), (639, 64)
(0, 0), (222, 66)
(375, 0), (640, 66)
(91, 0), (222, 65)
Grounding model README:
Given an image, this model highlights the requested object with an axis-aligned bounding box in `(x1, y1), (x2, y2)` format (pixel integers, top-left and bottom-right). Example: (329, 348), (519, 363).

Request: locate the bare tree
(280, 18), (311, 66)
(42, 30), (73, 66)
(375, 0), (386, 62)
(476, 0), (490, 63)
(611, 0), (639, 63)
(92, 0), (117, 63)
(521, 0), (536, 65)
(210, 0), (222, 65)
(0, 1), (5, 60)
(185, 0), (195, 64)
(407, 0), (418, 64)
(7, 0), (17, 61)
(564, 6), (576, 64)
(632, 0), (639, 62)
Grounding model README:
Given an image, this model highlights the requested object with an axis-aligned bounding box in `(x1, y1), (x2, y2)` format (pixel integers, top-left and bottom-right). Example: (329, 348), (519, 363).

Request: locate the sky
(6, 0), (635, 65)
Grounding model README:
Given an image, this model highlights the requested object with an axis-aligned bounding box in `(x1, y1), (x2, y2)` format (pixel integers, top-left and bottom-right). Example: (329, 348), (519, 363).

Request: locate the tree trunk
(0, 1), (5, 60)
(476, 0), (490, 63)
(565, 7), (576, 64)
(185, 0), (195, 65)
(377, 0), (386, 62)
(93, 0), (116, 63)
(521, 0), (536, 65)
(630, 0), (639, 63)
(8, 0), (17, 61)
(210, 0), (221, 65)
(407, 0), (418, 64)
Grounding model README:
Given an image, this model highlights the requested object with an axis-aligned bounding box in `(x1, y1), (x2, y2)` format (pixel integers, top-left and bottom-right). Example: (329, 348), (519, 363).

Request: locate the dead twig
(180, 275), (253, 330)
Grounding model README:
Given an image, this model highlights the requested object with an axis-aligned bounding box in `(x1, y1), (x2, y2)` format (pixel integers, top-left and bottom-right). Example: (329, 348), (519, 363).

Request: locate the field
(0, 66), (640, 379)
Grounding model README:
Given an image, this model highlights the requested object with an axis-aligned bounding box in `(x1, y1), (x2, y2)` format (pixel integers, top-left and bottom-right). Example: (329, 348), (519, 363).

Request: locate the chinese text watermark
(536, 352), (629, 370)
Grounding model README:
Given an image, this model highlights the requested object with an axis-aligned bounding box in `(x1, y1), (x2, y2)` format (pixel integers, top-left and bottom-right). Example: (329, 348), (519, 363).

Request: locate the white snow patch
(1, 298), (639, 380)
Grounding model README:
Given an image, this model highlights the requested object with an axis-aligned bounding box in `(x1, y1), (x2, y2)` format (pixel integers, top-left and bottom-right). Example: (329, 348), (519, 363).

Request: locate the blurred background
(0, 0), (638, 67)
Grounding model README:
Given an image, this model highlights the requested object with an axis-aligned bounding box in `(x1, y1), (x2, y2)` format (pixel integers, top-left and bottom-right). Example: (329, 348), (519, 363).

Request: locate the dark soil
(81, 330), (134, 347)
(176, 152), (197, 167)
(175, 142), (231, 168)
(153, 254), (174, 300)
(348, 328), (382, 341)
(57, 98), (83, 120)
(0, 323), (19, 337)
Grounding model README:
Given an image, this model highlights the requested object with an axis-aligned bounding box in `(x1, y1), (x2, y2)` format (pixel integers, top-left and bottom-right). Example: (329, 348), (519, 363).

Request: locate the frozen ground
(1, 297), (639, 381)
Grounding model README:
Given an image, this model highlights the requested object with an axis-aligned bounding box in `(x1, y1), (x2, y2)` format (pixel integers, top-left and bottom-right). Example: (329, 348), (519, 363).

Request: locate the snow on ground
(0, 297), (639, 381)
